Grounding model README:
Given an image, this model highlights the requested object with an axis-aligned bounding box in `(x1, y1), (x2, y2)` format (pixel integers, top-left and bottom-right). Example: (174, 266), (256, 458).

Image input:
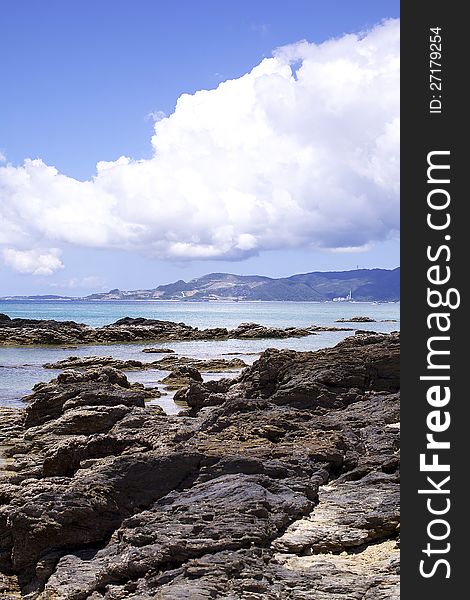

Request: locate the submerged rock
(141, 347), (175, 353)
(0, 332), (400, 598)
(336, 316), (376, 323)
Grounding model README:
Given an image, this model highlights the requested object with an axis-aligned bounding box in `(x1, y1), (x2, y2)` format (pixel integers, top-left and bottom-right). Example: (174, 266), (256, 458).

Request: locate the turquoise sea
(0, 300), (400, 412)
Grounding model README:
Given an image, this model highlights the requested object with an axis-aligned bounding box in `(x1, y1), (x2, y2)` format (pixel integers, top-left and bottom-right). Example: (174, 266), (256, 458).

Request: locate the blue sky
(0, 1), (399, 296)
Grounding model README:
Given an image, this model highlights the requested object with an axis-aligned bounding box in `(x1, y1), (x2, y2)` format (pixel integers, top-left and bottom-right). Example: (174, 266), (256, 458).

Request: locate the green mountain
(85, 268), (400, 302)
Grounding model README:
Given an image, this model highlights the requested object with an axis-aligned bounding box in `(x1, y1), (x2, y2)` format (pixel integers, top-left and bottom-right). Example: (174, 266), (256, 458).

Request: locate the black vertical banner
(401, 3), (466, 597)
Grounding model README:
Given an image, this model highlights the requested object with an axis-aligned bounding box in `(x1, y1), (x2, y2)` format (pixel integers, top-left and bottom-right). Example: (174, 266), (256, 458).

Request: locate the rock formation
(336, 316), (376, 323)
(0, 314), (352, 346)
(43, 355), (247, 373)
(0, 332), (400, 598)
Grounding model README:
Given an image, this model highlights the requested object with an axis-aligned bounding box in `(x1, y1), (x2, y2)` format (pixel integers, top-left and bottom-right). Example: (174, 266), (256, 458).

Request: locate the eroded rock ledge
(0, 314), (354, 347)
(0, 332), (400, 599)
(43, 355), (247, 373)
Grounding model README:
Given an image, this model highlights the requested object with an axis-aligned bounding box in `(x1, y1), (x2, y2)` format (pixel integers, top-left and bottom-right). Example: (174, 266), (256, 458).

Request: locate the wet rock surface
(141, 348), (175, 354)
(335, 316), (397, 324)
(0, 332), (400, 598)
(160, 366), (204, 390)
(0, 315), (348, 346)
(336, 316), (377, 323)
(44, 355), (247, 373)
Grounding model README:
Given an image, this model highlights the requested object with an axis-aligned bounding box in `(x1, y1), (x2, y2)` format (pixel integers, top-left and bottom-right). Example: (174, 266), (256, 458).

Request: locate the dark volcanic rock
(160, 366), (204, 389)
(174, 379), (232, 410)
(336, 316), (376, 323)
(155, 355), (246, 372)
(141, 347), (175, 354)
(0, 333), (400, 598)
(7, 451), (203, 589)
(0, 315), (323, 347)
(23, 367), (143, 428)
(227, 332), (400, 410)
(175, 333), (399, 415)
(43, 356), (148, 370)
(44, 474), (312, 599)
(230, 322), (313, 339)
(0, 316), (93, 346)
(310, 324), (354, 332)
(44, 354), (247, 373)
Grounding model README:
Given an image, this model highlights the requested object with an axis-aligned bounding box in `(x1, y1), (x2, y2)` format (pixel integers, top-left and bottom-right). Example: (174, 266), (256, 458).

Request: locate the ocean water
(0, 300), (399, 412)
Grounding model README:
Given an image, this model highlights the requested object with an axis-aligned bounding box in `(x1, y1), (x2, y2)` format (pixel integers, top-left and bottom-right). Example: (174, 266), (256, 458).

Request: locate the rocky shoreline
(0, 314), (352, 347)
(0, 331), (400, 599)
(43, 355), (248, 374)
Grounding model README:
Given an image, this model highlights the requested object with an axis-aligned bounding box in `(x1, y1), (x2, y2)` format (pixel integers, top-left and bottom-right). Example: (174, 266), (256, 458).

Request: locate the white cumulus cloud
(0, 19), (399, 270)
(2, 248), (64, 276)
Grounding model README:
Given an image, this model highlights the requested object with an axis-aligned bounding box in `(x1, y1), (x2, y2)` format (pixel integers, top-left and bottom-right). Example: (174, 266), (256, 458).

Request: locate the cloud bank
(0, 19), (399, 275)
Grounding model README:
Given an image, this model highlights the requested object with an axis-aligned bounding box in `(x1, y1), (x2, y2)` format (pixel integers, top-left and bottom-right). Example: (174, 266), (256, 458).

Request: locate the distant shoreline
(0, 267), (400, 303)
(0, 298), (400, 304)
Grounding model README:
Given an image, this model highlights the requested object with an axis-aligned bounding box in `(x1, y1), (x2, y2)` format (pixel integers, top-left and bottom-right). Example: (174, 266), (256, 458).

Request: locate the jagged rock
(142, 347), (175, 353)
(160, 366), (204, 389)
(0, 333), (400, 598)
(274, 539), (400, 599)
(154, 355), (247, 372)
(225, 332), (400, 410)
(44, 355), (247, 375)
(273, 472), (399, 554)
(23, 367), (143, 428)
(222, 351), (261, 356)
(230, 322), (313, 339)
(5, 451), (203, 591)
(173, 334), (398, 414)
(0, 316), (326, 347)
(0, 408), (24, 449)
(129, 382), (162, 398)
(336, 316), (376, 323)
(310, 325), (354, 332)
(174, 379), (232, 410)
(44, 473), (312, 598)
(43, 356), (147, 370)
